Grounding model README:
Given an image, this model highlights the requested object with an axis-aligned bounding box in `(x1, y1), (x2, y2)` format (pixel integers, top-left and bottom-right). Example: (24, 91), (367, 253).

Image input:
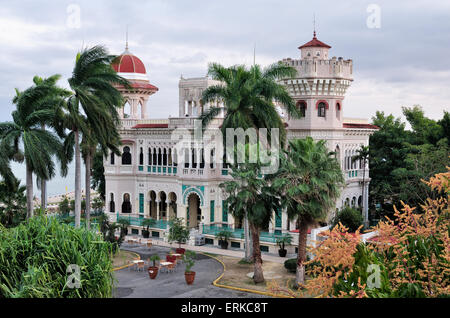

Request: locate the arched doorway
(187, 193), (201, 229)
(159, 191), (167, 220)
(148, 191), (157, 218)
(168, 192), (177, 220)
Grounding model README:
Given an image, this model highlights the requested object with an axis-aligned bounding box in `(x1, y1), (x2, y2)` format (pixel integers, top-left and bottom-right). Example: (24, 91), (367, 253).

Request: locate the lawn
(215, 255), (295, 297)
(112, 250), (139, 269)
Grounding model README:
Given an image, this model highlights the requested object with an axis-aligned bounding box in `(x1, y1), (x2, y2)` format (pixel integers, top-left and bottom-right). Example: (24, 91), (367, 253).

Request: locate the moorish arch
(186, 192), (201, 229)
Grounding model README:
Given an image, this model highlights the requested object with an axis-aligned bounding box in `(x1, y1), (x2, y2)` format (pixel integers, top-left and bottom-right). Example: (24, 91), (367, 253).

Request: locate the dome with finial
(298, 31), (331, 49)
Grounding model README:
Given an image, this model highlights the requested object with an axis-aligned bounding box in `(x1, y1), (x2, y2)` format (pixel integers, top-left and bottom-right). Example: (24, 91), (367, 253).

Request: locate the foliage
(0, 216), (114, 297)
(183, 250), (196, 273)
(0, 179), (26, 228)
(269, 168), (450, 298)
(216, 229), (233, 242)
(142, 218), (156, 232)
(92, 149), (106, 200)
(269, 137), (344, 284)
(58, 196), (71, 215)
(116, 218), (130, 237)
(276, 234), (293, 250)
(0, 75), (71, 218)
(168, 217), (190, 247)
(92, 196), (105, 212)
(149, 254), (160, 267)
(284, 258), (297, 273)
(99, 213), (123, 254)
(200, 62), (301, 148)
(331, 207), (364, 233)
(369, 107), (450, 219)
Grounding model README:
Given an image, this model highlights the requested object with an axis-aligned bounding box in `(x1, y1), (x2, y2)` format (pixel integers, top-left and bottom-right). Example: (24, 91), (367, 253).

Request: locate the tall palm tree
(352, 145), (370, 226)
(220, 161), (280, 283)
(0, 75), (69, 218)
(270, 137), (344, 285)
(200, 62), (301, 261)
(67, 45), (128, 228)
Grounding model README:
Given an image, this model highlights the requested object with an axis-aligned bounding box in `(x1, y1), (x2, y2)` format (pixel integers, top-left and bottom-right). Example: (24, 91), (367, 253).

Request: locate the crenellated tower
(280, 31), (353, 130)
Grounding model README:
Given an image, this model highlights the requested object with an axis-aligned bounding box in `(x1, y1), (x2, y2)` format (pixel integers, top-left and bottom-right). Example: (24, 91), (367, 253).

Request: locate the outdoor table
(159, 261), (173, 273)
(130, 259), (145, 271)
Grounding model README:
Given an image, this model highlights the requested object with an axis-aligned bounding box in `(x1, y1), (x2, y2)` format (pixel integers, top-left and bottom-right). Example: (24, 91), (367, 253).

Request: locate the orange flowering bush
(269, 167), (449, 298)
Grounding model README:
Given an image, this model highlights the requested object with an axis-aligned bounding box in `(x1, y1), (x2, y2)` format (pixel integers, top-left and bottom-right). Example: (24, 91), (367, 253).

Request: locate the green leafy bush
(0, 216), (114, 298)
(331, 207), (364, 232)
(284, 258), (297, 273)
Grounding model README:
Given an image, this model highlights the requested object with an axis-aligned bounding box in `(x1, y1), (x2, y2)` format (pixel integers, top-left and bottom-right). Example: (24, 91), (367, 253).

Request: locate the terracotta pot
(185, 271), (196, 285)
(176, 248), (185, 254)
(148, 266), (158, 279)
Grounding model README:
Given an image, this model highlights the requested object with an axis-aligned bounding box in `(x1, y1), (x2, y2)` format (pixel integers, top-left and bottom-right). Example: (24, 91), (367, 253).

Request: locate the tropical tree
(352, 145), (369, 226)
(0, 75), (70, 218)
(270, 137), (345, 285)
(220, 161), (281, 283)
(200, 62), (301, 261)
(66, 45), (128, 228)
(58, 196), (71, 216)
(0, 179), (26, 227)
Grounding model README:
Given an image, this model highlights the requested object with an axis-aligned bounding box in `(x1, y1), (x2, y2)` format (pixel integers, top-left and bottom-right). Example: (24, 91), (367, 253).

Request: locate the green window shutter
(139, 193), (144, 213)
(275, 208), (282, 228)
(222, 200), (228, 223)
(210, 200), (215, 223)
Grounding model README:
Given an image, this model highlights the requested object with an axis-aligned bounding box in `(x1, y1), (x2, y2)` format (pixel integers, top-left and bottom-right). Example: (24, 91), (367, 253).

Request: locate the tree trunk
(296, 219), (309, 285)
(26, 162), (34, 219)
(362, 161), (368, 228)
(40, 124), (47, 212)
(40, 178), (46, 212)
(74, 129), (81, 228)
(244, 212), (252, 262)
(85, 150), (91, 230)
(249, 222), (264, 284)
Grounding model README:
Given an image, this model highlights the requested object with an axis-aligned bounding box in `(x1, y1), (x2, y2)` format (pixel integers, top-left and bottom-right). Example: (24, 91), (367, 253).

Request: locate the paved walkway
(114, 243), (266, 298)
(124, 236), (296, 264)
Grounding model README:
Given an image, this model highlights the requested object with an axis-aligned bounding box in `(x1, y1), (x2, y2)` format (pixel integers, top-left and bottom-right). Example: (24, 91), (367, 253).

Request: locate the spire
(313, 13), (316, 38)
(125, 24), (129, 51)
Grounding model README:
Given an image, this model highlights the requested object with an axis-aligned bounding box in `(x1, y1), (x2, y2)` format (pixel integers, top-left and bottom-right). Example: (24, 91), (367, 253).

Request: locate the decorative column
(156, 200), (160, 221)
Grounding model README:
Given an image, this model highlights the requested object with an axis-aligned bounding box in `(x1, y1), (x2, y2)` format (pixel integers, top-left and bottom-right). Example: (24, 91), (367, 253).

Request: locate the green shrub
(331, 207), (364, 232)
(284, 258), (297, 273)
(0, 216), (114, 298)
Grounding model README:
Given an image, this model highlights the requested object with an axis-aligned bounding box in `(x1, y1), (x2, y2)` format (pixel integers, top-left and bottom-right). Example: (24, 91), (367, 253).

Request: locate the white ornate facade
(105, 33), (377, 251)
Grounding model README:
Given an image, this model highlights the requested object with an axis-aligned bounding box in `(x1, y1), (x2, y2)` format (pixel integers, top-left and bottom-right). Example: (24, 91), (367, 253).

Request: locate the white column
(156, 200), (160, 221)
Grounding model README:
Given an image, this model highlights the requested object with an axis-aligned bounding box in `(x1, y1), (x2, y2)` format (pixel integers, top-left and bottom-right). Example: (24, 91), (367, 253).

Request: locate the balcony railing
(116, 215), (168, 229)
(202, 224), (289, 243)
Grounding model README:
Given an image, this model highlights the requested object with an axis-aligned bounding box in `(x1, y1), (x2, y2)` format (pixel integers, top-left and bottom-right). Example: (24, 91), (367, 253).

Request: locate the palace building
(105, 33), (378, 252)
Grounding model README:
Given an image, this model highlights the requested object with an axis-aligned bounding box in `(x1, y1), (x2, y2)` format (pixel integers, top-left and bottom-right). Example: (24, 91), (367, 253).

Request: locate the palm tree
(200, 62), (301, 261)
(67, 45), (128, 228)
(352, 145), (370, 227)
(0, 75), (69, 218)
(270, 137), (344, 285)
(0, 178), (26, 227)
(220, 161), (280, 283)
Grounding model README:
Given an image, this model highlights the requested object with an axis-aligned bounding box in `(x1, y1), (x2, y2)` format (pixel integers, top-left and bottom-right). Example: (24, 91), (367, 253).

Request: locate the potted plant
(117, 218), (131, 236)
(217, 229), (233, 249)
(141, 218), (156, 238)
(183, 250), (196, 285)
(148, 254), (161, 279)
(168, 217), (190, 248)
(276, 234), (292, 257)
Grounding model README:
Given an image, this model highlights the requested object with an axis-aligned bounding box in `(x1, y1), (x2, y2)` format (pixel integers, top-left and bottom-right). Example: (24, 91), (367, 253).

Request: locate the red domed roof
(298, 32), (331, 49)
(112, 50), (146, 74)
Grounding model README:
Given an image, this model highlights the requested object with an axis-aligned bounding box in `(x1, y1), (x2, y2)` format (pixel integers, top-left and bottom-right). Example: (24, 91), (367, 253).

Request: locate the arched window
(123, 101), (131, 118)
(351, 197), (356, 207)
(109, 193), (115, 213)
(122, 146), (132, 165)
(110, 152), (115, 165)
(318, 102), (326, 117)
(336, 102), (341, 119)
(122, 193), (131, 213)
(148, 148), (152, 165)
(297, 101), (307, 117)
(358, 196), (362, 208)
(139, 147), (144, 165)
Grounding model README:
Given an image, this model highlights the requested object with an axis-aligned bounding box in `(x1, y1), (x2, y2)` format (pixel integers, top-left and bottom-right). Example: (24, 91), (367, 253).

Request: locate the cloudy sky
(1, 0), (449, 196)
